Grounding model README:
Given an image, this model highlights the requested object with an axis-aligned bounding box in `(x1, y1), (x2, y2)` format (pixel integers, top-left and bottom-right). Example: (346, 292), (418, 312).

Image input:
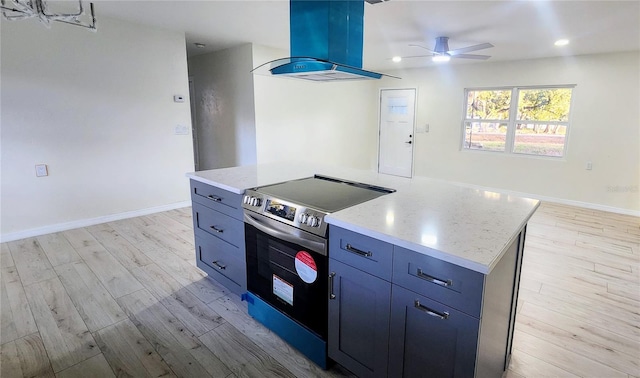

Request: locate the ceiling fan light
(432, 54), (451, 62)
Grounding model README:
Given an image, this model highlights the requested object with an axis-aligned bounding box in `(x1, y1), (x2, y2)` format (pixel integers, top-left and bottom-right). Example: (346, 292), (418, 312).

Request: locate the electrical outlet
(174, 125), (189, 135)
(35, 164), (48, 177)
(586, 161), (593, 170)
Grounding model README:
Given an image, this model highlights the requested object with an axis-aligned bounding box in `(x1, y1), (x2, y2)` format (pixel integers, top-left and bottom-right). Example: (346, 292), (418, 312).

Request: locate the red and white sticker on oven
(295, 251), (317, 283)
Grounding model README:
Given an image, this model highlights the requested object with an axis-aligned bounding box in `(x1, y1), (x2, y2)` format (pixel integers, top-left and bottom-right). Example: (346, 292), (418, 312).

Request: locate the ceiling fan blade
(409, 43), (435, 53)
(398, 55), (433, 59)
(452, 53), (491, 60)
(449, 42), (494, 55)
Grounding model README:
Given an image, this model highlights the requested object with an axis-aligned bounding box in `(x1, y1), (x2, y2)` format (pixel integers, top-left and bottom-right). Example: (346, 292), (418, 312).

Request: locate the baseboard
(443, 179), (640, 217)
(527, 194), (640, 217)
(2, 182), (637, 243)
(1, 201), (192, 243)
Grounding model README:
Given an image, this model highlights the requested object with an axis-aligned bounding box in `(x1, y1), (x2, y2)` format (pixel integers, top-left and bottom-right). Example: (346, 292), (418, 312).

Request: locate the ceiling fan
(406, 36), (494, 62)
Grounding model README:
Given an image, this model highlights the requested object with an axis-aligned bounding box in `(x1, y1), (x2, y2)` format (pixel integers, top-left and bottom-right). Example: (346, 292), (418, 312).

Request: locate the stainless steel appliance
(241, 175), (394, 368)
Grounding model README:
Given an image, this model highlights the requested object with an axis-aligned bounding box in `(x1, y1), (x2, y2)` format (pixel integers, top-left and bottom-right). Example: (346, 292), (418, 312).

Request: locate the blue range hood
(262, 57), (383, 81)
(254, 0), (394, 82)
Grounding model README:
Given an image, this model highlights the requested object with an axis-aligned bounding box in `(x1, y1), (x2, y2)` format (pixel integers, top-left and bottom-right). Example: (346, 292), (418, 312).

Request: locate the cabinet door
(328, 259), (391, 378)
(389, 285), (479, 378)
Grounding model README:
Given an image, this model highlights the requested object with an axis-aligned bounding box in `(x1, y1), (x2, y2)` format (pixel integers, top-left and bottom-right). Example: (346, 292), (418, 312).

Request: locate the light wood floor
(0, 203), (638, 377)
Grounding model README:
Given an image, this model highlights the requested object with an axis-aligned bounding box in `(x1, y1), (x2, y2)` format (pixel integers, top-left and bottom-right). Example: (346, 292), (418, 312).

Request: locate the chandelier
(1, 0), (96, 30)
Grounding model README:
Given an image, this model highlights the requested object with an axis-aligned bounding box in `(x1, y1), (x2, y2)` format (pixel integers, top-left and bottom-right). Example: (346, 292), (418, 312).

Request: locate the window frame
(461, 84), (576, 158)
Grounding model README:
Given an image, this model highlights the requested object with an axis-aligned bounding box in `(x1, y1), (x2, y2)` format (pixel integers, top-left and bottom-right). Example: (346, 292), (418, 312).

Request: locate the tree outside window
(463, 86), (574, 157)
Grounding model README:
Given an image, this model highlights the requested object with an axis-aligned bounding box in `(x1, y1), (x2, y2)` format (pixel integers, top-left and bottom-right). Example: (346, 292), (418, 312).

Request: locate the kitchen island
(186, 162), (539, 378)
(187, 162), (538, 273)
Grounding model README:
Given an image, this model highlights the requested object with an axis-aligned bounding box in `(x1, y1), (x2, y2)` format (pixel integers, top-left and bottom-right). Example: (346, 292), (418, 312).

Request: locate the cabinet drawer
(329, 226), (393, 281)
(190, 179), (243, 220)
(193, 203), (244, 248)
(196, 234), (246, 294)
(393, 246), (484, 317)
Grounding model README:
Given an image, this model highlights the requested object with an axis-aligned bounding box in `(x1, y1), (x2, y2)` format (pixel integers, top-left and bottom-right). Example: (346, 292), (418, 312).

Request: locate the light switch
(35, 164), (48, 177)
(416, 124), (429, 133)
(174, 125), (189, 135)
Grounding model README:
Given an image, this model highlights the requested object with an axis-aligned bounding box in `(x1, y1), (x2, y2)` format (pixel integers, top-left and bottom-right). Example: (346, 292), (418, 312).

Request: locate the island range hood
(253, 0), (395, 82)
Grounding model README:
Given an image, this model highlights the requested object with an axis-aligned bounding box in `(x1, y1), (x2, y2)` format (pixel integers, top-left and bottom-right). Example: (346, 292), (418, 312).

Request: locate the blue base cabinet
(328, 227), (394, 378)
(190, 180), (246, 296)
(328, 225), (527, 378)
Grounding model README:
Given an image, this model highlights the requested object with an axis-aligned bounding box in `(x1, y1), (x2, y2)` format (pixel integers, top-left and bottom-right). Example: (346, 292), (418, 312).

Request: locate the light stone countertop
(187, 162), (318, 194)
(187, 163), (540, 274)
(186, 162), (414, 194)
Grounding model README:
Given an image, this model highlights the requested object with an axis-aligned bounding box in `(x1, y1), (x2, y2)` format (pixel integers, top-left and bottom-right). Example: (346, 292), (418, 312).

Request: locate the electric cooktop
(257, 175), (395, 213)
(242, 175), (395, 237)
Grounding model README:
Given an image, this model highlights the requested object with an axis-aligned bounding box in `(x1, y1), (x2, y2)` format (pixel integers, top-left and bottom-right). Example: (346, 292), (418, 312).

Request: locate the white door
(378, 89), (416, 177)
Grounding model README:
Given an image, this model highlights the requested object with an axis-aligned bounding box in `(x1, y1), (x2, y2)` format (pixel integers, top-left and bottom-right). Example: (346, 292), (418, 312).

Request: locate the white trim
(505, 87), (518, 153)
(188, 76), (200, 171)
(439, 178), (640, 217)
(466, 84), (577, 91)
(0, 201), (192, 243)
(519, 193), (639, 217)
(460, 147), (568, 162)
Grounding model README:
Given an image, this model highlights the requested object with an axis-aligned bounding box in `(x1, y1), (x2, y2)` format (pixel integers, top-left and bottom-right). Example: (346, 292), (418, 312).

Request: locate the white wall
(1, 17), (194, 240)
(376, 52), (640, 212)
(252, 44), (379, 170)
(188, 44), (257, 170)
(196, 46), (639, 213)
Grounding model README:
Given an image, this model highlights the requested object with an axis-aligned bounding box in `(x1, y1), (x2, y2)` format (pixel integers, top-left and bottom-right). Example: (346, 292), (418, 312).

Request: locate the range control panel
(241, 189), (328, 237)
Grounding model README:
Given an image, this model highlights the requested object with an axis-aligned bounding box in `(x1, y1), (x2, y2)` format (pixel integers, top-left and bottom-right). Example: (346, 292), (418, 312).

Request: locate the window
(388, 96), (409, 115)
(462, 85), (574, 157)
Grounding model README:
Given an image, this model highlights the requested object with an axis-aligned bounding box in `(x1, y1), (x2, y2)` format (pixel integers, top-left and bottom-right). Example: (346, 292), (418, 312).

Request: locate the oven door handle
(243, 212), (327, 256)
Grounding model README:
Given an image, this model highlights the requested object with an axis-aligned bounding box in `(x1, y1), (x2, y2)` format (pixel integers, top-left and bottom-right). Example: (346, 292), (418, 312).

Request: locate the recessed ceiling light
(554, 39), (570, 46)
(194, 43), (206, 49)
(432, 55), (451, 62)
(392, 56), (402, 63)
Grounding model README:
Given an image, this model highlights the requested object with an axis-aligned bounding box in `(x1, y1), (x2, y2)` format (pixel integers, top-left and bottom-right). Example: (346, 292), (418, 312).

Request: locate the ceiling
(94, 0), (640, 71)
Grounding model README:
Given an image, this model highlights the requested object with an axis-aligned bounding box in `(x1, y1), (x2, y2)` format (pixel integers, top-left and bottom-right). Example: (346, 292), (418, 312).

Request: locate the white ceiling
(94, 0), (640, 70)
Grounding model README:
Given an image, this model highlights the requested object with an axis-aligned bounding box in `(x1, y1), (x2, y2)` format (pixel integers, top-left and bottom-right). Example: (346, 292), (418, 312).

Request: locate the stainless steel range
(241, 175), (394, 368)
(243, 175), (394, 239)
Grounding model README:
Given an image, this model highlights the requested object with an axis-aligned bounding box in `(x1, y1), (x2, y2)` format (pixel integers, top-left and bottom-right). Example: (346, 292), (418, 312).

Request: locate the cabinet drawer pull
(414, 300), (449, 320)
(210, 225), (224, 233)
(416, 268), (452, 287)
(329, 272), (336, 300)
(211, 260), (226, 270)
(207, 195), (222, 202)
(345, 244), (372, 257)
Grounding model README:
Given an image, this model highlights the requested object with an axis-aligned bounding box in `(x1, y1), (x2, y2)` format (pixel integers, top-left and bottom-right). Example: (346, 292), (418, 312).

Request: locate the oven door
(244, 211), (328, 339)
